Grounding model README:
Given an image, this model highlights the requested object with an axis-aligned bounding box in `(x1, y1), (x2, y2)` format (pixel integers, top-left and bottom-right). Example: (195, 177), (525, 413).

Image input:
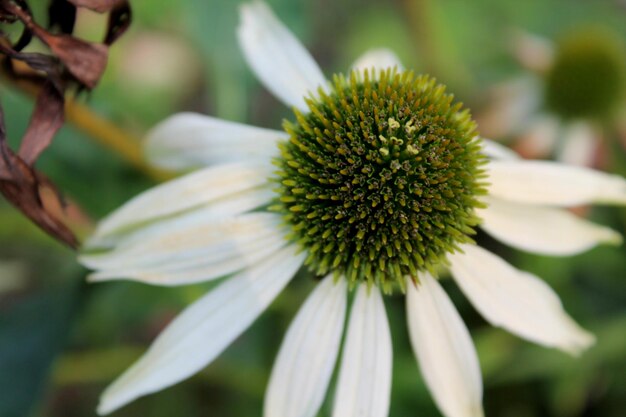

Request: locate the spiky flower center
(545, 28), (626, 120)
(273, 69), (487, 292)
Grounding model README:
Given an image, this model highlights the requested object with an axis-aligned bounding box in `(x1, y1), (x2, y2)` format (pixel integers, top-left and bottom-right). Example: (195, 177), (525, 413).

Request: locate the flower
(477, 28), (626, 167)
(80, 2), (626, 416)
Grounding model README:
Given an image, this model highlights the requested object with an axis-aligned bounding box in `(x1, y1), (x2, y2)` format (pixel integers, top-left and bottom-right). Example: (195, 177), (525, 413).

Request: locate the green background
(1, 0), (625, 416)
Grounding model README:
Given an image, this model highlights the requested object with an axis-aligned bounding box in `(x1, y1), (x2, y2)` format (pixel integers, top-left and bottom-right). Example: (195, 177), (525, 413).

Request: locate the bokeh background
(1, 0), (626, 416)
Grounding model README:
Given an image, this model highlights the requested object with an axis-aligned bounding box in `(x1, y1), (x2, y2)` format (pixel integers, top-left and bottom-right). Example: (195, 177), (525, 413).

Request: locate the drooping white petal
(84, 212), (281, 268)
(487, 160), (626, 206)
(332, 284), (392, 417)
(351, 48), (403, 73)
(478, 197), (622, 256)
(96, 245), (305, 415)
(557, 122), (597, 167)
(449, 244), (596, 355)
(480, 138), (519, 160)
(237, 1), (326, 111)
(87, 186), (275, 249)
(144, 113), (286, 171)
(406, 274), (484, 417)
(81, 213), (290, 286)
(91, 162), (273, 238)
(264, 276), (347, 417)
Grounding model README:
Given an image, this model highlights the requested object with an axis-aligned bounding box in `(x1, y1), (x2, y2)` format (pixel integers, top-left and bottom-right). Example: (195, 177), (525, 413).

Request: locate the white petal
(81, 213), (288, 286)
(449, 244), (596, 355)
(86, 212), (281, 266)
(332, 284), (392, 417)
(475, 77), (540, 139)
(144, 113), (286, 171)
(511, 30), (554, 73)
(96, 245), (305, 415)
(515, 115), (559, 158)
(92, 162), (273, 238)
(487, 160), (626, 206)
(351, 48), (403, 73)
(406, 274), (483, 417)
(237, 1), (326, 111)
(556, 122), (597, 167)
(480, 138), (519, 160)
(478, 197), (622, 256)
(89, 185), (275, 249)
(264, 275), (347, 417)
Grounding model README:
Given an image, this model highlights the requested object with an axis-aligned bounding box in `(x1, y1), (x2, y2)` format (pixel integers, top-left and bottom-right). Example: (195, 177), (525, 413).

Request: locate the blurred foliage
(1, 0), (625, 416)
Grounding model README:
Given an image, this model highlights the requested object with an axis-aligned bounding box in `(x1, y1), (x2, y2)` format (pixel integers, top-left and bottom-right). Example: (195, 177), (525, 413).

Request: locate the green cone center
(273, 69), (487, 292)
(545, 29), (626, 120)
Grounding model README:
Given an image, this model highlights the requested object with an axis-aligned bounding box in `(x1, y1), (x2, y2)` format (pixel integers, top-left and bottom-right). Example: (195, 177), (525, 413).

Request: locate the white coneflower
(478, 28), (626, 166)
(80, 2), (626, 416)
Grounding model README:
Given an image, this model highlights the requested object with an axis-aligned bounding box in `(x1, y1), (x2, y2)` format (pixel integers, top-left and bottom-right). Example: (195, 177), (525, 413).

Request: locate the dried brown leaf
(104, 1), (130, 45)
(48, 0), (77, 35)
(0, 0), (130, 248)
(67, 0), (125, 13)
(44, 35), (108, 88)
(18, 81), (65, 164)
(3, 0), (108, 88)
(0, 116), (78, 248)
(0, 42), (59, 75)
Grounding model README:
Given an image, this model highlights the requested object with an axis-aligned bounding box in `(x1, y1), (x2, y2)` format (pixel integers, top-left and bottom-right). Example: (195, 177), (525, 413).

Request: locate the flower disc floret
(273, 69), (487, 291)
